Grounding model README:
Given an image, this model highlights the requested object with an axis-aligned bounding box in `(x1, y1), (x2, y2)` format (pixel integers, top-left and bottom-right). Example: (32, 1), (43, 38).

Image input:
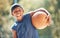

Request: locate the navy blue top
(12, 14), (39, 38)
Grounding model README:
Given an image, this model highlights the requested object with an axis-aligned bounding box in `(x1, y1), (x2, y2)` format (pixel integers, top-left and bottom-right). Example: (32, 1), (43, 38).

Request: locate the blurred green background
(0, 0), (60, 38)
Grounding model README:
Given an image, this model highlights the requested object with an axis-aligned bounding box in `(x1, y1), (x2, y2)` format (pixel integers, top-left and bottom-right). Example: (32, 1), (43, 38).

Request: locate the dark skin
(11, 7), (51, 38)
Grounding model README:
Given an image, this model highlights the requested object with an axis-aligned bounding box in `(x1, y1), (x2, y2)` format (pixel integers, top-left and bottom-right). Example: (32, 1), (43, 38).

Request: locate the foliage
(0, 0), (60, 38)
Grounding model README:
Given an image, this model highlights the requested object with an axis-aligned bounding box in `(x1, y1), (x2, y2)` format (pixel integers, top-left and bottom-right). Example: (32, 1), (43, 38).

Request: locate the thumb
(46, 15), (51, 26)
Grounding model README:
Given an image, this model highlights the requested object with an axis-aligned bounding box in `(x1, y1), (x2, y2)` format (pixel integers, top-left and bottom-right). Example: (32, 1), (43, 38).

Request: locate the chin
(17, 16), (23, 20)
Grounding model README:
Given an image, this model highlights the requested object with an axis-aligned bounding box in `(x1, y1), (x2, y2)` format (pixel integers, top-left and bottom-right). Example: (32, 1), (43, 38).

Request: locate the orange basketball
(32, 11), (49, 29)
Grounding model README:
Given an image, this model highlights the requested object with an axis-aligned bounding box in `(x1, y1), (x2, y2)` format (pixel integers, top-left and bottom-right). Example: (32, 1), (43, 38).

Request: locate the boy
(11, 3), (51, 38)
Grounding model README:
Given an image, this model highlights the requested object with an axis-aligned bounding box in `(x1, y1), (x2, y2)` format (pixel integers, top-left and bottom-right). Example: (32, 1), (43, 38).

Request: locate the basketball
(31, 11), (51, 29)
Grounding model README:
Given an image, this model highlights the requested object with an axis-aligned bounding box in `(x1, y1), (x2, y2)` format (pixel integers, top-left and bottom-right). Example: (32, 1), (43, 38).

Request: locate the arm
(12, 30), (17, 38)
(29, 11), (35, 16)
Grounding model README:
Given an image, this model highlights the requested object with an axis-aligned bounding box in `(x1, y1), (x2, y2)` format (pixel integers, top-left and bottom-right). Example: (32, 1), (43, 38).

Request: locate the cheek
(20, 12), (23, 15)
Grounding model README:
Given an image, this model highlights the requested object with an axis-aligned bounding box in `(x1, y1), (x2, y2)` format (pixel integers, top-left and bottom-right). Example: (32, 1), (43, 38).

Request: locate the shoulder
(23, 13), (30, 18)
(11, 22), (17, 27)
(11, 22), (18, 31)
(24, 11), (35, 17)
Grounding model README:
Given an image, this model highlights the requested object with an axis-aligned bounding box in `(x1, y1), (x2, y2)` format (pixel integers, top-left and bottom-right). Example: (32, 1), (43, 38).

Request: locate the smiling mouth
(16, 15), (22, 17)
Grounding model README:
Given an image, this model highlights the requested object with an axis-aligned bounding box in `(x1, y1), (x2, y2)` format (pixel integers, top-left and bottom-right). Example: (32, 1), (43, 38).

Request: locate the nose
(17, 12), (20, 14)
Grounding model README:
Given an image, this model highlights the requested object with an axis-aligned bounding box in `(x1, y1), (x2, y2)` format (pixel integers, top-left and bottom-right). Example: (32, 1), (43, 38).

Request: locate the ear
(11, 12), (14, 16)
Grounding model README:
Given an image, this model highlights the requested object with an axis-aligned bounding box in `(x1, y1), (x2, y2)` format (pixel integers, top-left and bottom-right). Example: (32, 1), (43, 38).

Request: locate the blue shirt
(12, 14), (39, 38)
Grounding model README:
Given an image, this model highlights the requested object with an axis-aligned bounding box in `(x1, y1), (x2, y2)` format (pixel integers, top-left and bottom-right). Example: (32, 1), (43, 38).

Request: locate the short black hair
(11, 3), (24, 13)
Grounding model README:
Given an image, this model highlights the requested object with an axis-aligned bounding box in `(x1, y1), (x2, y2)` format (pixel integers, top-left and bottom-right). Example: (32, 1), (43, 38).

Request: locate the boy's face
(12, 7), (24, 20)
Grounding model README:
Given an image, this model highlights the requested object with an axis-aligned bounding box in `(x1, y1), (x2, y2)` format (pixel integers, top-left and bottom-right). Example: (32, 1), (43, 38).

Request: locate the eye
(14, 10), (21, 13)
(14, 11), (18, 13)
